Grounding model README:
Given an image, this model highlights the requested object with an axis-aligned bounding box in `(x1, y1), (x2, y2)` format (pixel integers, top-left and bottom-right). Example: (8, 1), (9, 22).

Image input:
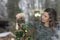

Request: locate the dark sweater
(28, 21), (58, 40)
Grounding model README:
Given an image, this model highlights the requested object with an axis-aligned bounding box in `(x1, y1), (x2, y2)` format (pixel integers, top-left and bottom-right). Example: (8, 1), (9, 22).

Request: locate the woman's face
(41, 12), (49, 23)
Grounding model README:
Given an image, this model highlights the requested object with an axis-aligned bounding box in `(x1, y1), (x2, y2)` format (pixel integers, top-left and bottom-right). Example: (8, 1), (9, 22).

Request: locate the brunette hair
(44, 8), (57, 28)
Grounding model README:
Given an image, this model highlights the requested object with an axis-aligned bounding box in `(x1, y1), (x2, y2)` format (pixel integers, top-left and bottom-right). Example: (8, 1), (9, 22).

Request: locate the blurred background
(0, 0), (60, 36)
(0, 0), (60, 40)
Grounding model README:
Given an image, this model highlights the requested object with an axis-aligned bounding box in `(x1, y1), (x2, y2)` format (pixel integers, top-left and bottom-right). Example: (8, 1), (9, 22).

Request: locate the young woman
(29, 8), (59, 40)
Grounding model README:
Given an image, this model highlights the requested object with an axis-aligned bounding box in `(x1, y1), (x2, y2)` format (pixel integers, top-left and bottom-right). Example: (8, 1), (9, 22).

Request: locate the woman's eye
(44, 15), (47, 17)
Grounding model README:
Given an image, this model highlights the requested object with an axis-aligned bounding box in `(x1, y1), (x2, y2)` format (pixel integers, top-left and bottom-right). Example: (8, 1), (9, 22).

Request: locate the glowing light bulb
(35, 13), (41, 17)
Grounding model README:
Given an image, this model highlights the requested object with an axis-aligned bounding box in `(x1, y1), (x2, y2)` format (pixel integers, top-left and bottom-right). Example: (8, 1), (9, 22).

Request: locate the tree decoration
(15, 18), (33, 40)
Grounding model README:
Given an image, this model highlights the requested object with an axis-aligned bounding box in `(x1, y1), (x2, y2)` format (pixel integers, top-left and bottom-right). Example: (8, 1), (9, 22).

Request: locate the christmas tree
(15, 17), (33, 40)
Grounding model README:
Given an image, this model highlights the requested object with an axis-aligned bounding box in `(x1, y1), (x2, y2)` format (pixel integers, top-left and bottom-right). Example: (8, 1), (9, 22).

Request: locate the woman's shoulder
(55, 22), (60, 40)
(54, 22), (60, 30)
